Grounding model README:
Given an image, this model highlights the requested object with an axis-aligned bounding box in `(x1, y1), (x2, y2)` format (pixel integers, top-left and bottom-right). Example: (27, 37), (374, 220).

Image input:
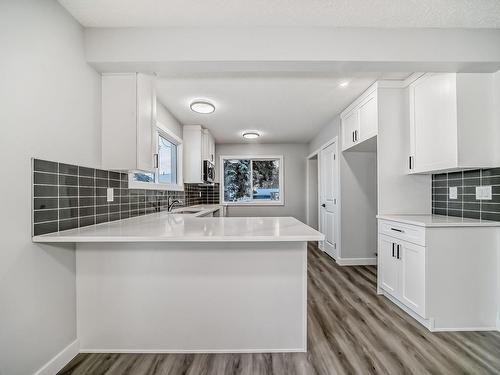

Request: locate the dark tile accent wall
(432, 168), (500, 221)
(185, 183), (220, 206)
(32, 159), (220, 236)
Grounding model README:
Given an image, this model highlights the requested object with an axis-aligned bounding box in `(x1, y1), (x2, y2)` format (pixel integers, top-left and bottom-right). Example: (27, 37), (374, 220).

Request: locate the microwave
(203, 160), (215, 183)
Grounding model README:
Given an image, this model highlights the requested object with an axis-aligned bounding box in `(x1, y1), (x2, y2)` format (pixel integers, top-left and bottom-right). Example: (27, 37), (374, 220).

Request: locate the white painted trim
(128, 125), (184, 191)
(79, 348), (306, 354)
(305, 153), (318, 227)
(377, 73), (426, 89)
(336, 257), (377, 266)
(33, 339), (79, 375)
(340, 82), (378, 118)
(310, 136), (340, 258)
(431, 326), (499, 332)
(308, 136), (338, 159)
(219, 155), (284, 206)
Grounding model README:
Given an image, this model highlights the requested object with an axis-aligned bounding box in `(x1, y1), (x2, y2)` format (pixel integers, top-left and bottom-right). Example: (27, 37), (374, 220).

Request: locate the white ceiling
(156, 73), (409, 144)
(59, 0), (500, 28)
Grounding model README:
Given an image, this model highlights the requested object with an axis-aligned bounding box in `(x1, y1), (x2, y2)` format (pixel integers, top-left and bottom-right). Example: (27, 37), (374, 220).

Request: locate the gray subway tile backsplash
(432, 168), (500, 221)
(32, 158), (220, 236)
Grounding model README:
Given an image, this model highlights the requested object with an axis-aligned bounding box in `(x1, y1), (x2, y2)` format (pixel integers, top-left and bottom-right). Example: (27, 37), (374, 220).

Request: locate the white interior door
(319, 142), (338, 259)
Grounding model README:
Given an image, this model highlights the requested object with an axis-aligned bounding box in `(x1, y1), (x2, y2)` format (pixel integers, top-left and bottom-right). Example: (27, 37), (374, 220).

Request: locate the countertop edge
(32, 235), (325, 243)
(376, 214), (500, 228)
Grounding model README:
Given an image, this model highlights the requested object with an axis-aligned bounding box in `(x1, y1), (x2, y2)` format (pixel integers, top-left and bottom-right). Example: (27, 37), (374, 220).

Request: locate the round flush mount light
(190, 100), (215, 114)
(242, 132), (260, 139)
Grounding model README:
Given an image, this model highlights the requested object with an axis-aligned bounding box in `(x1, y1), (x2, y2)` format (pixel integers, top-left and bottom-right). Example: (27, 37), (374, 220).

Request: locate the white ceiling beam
(85, 27), (500, 73)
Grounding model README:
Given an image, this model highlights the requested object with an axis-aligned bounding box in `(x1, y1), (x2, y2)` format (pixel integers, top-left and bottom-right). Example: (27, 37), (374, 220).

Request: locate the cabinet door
(378, 235), (399, 297)
(201, 130), (210, 161)
(209, 133), (215, 163)
(358, 94), (377, 141)
(400, 241), (426, 317)
(136, 73), (155, 172)
(342, 110), (360, 151)
(411, 73), (457, 172)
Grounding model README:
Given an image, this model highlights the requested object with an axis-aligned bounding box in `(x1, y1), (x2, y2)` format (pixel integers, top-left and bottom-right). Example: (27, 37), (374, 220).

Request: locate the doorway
(307, 138), (340, 260)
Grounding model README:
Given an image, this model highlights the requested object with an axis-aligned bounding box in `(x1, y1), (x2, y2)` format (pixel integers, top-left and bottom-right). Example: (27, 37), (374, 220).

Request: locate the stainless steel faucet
(167, 196), (183, 212)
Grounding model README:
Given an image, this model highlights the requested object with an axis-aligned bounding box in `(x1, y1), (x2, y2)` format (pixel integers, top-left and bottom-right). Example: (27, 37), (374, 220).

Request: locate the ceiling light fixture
(190, 100), (215, 114)
(339, 80), (350, 88)
(243, 132), (260, 139)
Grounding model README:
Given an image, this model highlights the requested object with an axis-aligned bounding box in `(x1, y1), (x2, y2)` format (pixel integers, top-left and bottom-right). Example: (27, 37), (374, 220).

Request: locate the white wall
(308, 116), (340, 155)
(0, 1), (100, 374)
(216, 143), (308, 222)
(308, 116), (377, 260)
(156, 100), (182, 139)
(340, 151), (378, 259)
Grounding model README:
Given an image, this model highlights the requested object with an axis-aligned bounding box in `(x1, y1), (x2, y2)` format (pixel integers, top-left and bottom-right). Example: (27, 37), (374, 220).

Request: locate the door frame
(306, 136), (341, 257)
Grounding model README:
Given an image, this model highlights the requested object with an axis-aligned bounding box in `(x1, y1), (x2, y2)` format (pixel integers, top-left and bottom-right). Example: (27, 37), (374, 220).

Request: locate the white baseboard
(34, 339), (79, 375)
(79, 348), (306, 354)
(431, 326), (499, 332)
(336, 257), (377, 266)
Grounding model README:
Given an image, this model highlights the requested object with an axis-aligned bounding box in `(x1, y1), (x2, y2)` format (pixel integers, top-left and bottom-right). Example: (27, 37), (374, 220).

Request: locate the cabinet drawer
(378, 220), (425, 246)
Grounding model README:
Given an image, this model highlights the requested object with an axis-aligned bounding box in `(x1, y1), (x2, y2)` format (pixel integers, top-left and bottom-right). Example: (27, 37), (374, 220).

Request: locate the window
(221, 155), (283, 205)
(130, 127), (183, 191)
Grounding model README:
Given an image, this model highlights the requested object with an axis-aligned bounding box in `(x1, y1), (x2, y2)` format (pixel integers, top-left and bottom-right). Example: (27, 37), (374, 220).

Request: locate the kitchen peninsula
(33, 211), (324, 353)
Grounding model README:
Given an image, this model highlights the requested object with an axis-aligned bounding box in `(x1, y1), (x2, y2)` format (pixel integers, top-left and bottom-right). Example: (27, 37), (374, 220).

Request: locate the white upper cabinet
(102, 73), (156, 172)
(202, 129), (216, 164)
(408, 73), (498, 174)
(341, 87), (378, 152)
(184, 125), (216, 183)
(341, 109), (359, 150)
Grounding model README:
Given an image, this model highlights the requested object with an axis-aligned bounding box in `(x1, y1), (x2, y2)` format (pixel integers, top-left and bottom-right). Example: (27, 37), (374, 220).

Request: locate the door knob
(321, 203), (326, 208)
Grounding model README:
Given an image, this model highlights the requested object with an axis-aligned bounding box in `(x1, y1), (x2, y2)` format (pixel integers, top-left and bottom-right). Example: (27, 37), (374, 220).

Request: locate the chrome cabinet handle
(392, 243), (395, 257)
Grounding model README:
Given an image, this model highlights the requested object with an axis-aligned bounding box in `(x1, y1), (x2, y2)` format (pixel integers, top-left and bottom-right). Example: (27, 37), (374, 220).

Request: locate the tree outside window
(222, 156), (283, 205)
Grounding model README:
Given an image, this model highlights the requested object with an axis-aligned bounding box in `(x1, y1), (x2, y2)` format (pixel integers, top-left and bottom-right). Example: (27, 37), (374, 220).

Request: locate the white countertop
(377, 214), (500, 228)
(32, 206), (324, 243)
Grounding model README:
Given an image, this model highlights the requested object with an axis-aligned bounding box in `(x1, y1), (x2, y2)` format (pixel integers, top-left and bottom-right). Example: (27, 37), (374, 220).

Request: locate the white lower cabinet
(378, 235), (399, 296)
(399, 240), (426, 317)
(378, 218), (499, 332)
(379, 234), (426, 317)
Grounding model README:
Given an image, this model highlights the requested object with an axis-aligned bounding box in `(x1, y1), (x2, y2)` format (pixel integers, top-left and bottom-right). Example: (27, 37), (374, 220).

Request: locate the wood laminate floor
(59, 242), (500, 375)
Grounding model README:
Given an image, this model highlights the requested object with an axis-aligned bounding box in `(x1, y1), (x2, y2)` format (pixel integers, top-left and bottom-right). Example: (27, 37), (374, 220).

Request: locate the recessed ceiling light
(243, 132), (260, 139)
(339, 80), (350, 88)
(190, 100), (215, 114)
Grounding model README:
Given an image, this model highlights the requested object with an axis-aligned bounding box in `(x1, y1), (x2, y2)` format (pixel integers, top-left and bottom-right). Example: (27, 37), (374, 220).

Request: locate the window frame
(219, 155), (284, 206)
(129, 124), (183, 191)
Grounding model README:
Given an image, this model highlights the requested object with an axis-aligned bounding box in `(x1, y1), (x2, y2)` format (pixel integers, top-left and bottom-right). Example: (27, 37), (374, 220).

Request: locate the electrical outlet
(449, 186), (458, 200)
(107, 188), (114, 202)
(475, 186), (492, 200)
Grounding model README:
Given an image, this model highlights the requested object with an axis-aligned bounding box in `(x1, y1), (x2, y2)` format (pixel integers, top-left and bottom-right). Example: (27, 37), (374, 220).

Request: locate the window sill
(222, 201), (284, 206)
(129, 180), (184, 191)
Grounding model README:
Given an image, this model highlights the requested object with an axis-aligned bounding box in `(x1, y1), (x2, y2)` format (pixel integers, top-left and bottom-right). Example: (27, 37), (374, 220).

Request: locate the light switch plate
(449, 186), (458, 200)
(107, 188), (114, 202)
(475, 186), (492, 200)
